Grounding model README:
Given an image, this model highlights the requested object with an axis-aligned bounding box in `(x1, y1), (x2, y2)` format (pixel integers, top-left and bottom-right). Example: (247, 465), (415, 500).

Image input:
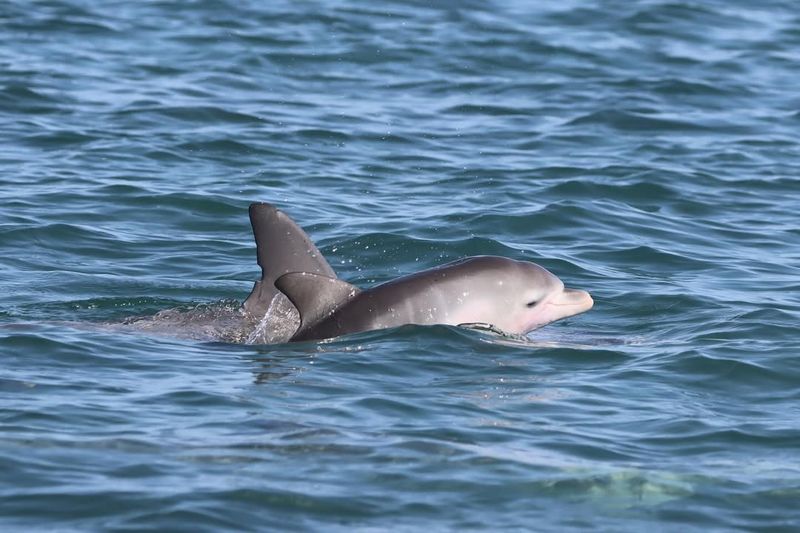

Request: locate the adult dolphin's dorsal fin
(243, 203), (336, 317)
(275, 272), (360, 338)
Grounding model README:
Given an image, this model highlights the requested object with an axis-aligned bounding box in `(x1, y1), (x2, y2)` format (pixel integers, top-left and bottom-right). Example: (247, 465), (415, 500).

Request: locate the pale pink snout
(523, 288), (594, 333)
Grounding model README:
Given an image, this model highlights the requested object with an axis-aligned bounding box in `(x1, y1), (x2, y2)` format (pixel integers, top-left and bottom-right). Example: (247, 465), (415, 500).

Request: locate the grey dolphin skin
(244, 203), (593, 343)
(243, 203), (335, 318)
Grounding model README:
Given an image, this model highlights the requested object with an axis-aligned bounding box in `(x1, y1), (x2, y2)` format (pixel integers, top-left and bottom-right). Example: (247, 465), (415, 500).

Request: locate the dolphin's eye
(526, 300), (538, 308)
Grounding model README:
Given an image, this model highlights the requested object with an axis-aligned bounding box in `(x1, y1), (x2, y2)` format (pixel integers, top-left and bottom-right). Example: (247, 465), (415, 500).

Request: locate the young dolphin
(244, 203), (593, 343)
(276, 256), (593, 342)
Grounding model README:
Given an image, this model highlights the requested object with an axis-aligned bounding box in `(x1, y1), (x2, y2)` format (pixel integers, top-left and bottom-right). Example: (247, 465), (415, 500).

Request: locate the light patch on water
(456, 442), (694, 509)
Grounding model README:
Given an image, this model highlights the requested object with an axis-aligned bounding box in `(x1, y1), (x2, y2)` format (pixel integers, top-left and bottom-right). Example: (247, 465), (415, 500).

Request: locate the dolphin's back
(291, 257), (508, 340)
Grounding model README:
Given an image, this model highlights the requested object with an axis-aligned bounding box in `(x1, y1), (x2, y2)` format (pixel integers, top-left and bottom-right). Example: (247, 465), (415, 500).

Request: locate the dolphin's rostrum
(243, 203), (593, 342)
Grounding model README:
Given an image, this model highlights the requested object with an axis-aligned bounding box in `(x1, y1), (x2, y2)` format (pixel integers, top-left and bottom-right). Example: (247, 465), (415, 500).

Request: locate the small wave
(566, 109), (709, 132)
(116, 105), (267, 126)
(22, 130), (100, 148)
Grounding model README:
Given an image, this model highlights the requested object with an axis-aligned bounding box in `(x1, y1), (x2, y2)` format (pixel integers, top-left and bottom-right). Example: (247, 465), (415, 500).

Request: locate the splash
(244, 293), (300, 344)
(105, 296), (300, 345)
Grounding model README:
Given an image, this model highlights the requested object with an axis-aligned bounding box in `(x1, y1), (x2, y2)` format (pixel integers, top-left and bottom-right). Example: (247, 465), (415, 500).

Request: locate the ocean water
(2, 0), (799, 530)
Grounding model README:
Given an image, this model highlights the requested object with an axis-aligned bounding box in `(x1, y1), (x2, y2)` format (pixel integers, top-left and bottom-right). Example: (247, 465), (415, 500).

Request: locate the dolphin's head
(450, 256), (593, 335)
(508, 259), (593, 334)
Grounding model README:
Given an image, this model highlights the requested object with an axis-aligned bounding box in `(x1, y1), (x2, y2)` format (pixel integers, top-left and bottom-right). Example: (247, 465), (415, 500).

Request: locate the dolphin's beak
(536, 287), (593, 327)
(554, 288), (594, 313)
(520, 287), (594, 333)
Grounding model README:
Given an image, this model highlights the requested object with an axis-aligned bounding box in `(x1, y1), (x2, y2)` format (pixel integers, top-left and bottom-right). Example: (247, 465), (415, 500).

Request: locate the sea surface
(2, 0), (799, 530)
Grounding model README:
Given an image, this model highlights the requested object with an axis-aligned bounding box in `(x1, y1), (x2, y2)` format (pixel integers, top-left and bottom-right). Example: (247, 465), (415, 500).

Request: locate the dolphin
(243, 202), (336, 318)
(240, 203), (337, 343)
(276, 256), (593, 342)
(244, 203), (593, 343)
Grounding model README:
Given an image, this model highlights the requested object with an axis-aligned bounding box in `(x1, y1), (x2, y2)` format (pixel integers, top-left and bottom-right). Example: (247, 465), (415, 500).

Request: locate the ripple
(22, 130), (100, 148)
(567, 109), (711, 132)
(442, 103), (531, 116)
(118, 105), (267, 125)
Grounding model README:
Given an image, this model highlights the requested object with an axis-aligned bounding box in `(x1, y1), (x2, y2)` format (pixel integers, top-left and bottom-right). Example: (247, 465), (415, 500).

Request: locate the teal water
(2, 0), (800, 530)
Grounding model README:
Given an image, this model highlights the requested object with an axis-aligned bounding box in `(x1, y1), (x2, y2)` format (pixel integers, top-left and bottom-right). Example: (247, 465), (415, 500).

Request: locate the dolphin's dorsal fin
(275, 272), (360, 337)
(243, 203), (336, 317)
